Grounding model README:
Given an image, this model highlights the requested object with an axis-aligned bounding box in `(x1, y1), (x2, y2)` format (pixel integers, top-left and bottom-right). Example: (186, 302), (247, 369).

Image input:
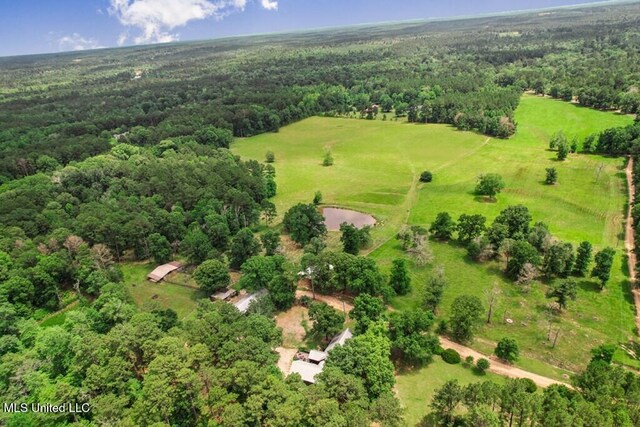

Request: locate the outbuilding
(290, 360), (325, 384)
(147, 261), (183, 283)
(308, 350), (328, 364)
(211, 288), (238, 302)
(325, 328), (353, 352)
(234, 289), (268, 313)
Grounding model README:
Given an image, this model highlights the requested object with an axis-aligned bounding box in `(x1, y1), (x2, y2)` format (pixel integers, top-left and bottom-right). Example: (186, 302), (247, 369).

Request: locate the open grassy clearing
(233, 115), (489, 246)
(40, 303), (79, 328)
(121, 262), (205, 319)
(395, 358), (506, 426)
(233, 95), (636, 377)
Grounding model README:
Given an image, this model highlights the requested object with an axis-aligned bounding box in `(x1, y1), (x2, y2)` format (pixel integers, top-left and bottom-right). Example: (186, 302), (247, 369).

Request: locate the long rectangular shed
(147, 261), (183, 283)
(234, 289), (268, 313)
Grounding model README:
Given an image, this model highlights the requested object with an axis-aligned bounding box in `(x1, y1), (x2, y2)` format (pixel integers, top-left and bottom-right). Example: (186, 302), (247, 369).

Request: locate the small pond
(322, 207), (376, 231)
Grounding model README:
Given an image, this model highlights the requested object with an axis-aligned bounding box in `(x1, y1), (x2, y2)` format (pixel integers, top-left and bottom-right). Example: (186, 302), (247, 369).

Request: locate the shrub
(265, 150), (275, 163)
(420, 171), (433, 183)
(545, 167), (558, 185)
(322, 149), (334, 166)
(464, 355), (474, 367)
(441, 348), (461, 364)
(494, 337), (519, 363)
(313, 191), (322, 205)
(521, 378), (537, 393)
(476, 358), (490, 373)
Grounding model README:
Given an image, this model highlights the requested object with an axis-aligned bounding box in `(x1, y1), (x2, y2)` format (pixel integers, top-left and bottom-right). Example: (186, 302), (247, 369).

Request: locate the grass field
(40, 304), (78, 328)
(121, 262), (204, 319)
(395, 358), (506, 426)
(234, 113), (488, 246)
(233, 95), (636, 377)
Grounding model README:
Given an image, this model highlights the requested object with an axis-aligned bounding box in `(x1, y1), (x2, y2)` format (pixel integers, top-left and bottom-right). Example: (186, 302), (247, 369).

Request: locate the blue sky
(0, 0), (611, 57)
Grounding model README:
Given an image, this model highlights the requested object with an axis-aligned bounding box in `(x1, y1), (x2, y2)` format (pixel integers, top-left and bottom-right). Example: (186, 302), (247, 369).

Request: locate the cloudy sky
(0, 0), (610, 57)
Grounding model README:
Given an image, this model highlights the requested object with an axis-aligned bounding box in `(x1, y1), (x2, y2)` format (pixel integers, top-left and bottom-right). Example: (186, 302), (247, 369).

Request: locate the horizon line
(1, 0), (636, 60)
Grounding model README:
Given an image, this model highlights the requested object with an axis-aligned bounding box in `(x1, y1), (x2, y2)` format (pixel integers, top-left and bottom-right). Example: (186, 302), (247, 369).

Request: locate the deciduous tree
(429, 212), (456, 240)
(350, 293), (385, 334)
(494, 337), (519, 363)
(449, 295), (483, 343)
(148, 233), (172, 264)
(309, 301), (344, 340)
(423, 265), (446, 312)
(456, 214), (487, 245)
(475, 174), (505, 200)
(283, 203), (327, 246)
(194, 259), (230, 294)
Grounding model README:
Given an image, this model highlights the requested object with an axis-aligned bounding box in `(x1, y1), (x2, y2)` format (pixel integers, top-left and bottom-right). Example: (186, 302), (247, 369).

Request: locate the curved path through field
(296, 289), (570, 388)
(438, 337), (570, 388)
(624, 156), (640, 335)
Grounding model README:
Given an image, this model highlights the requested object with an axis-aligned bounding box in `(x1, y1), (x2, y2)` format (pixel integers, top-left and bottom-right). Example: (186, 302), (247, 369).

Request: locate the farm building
(211, 288), (237, 301)
(147, 261), (183, 283)
(308, 350), (327, 363)
(234, 289), (268, 313)
(325, 328), (353, 352)
(290, 360), (325, 384)
(288, 328), (352, 384)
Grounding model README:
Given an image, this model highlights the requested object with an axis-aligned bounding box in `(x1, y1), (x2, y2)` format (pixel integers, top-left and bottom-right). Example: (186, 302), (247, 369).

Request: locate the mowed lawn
(122, 262), (205, 319)
(395, 358), (505, 426)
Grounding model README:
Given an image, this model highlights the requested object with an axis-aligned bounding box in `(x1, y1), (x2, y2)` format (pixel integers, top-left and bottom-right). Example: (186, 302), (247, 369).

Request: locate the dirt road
(295, 289), (354, 313)
(439, 337), (571, 388)
(296, 290), (570, 388)
(624, 157), (640, 335)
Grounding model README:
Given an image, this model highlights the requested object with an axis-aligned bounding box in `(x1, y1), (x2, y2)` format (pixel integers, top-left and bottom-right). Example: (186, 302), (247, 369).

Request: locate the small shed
(308, 350), (328, 364)
(290, 360), (324, 384)
(147, 261), (183, 283)
(234, 289), (268, 313)
(211, 288), (237, 302)
(325, 328), (353, 353)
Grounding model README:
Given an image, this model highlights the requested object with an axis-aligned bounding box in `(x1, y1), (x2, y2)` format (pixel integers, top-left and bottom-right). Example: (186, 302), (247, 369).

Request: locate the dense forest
(2, 2), (640, 426)
(1, 3), (640, 181)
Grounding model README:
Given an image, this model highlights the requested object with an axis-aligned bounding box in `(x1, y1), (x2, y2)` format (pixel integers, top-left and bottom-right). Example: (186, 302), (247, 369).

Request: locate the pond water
(322, 207), (376, 231)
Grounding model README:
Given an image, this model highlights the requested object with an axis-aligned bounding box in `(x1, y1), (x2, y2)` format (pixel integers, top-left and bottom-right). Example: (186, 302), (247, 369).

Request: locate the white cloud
(58, 33), (103, 51)
(260, 0), (277, 11)
(109, 0), (278, 45)
(117, 32), (128, 46)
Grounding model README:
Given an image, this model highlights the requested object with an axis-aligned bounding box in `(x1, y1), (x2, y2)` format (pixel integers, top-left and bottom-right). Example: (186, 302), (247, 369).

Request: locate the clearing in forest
(232, 95), (636, 376)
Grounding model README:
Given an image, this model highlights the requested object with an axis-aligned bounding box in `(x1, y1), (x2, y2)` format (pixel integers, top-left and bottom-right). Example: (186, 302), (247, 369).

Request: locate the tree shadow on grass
(417, 413), (438, 427)
(473, 195), (498, 203)
(394, 359), (434, 376)
(577, 279), (601, 294)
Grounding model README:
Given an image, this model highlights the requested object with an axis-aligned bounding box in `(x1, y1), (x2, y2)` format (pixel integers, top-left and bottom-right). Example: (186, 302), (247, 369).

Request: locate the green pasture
(232, 95), (636, 376)
(121, 262), (204, 319)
